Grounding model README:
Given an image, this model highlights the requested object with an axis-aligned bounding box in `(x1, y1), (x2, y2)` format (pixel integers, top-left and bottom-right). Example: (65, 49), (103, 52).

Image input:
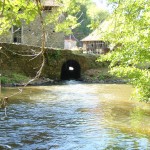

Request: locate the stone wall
(22, 11), (64, 48)
(0, 43), (104, 80)
(0, 9), (64, 49)
(0, 31), (12, 43)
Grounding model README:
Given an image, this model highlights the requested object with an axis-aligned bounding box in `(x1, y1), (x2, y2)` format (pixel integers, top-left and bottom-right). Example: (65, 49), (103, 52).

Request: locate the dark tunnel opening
(61, 60), (81, 80)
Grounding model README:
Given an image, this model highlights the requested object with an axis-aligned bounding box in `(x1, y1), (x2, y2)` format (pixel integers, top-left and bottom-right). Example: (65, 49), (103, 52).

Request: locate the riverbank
(0, 68), (126, 87)
(82, 68), (127, 84)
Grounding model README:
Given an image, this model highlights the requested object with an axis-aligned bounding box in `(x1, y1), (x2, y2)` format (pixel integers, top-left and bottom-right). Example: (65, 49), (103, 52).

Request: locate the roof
(81, 30), (102, 42)
(41, 0), (61, 7)
(81, 20), (111, 42)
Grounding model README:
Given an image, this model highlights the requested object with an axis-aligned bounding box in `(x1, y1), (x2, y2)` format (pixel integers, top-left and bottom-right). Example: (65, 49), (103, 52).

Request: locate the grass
(0, 72), (29, 84)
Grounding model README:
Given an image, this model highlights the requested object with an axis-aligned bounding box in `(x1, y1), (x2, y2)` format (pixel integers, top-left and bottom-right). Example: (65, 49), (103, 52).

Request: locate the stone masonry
(0, 2), (64, 49)
(0, 43), (104, 80)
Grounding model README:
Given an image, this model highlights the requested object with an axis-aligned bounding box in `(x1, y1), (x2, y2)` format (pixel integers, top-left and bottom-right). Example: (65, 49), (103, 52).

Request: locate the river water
(0, 81), (150, 150)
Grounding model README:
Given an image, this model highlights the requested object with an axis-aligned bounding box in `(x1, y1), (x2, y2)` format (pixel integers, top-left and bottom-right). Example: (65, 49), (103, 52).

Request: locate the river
(0, 81), (150, 150)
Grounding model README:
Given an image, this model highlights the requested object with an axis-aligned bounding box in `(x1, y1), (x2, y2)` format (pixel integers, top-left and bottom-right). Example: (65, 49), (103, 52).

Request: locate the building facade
(0, 0), (64, 49)
(64, 35), (77, 50)
(81, 29), (110, 54)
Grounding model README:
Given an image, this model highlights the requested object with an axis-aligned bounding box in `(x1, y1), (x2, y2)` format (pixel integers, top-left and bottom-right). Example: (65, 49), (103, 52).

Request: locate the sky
(92, 0), (113, 13)
(92, 0), (108, 10)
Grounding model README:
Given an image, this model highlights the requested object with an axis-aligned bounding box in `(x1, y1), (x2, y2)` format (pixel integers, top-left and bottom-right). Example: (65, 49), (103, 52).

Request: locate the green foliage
(98, 0), (150, 102)
(87, 4), (109, 29)
(72, 4), (91, 41)
(73, 1), (109, 42)
(0, 0), (109, 41)
(0, 73), (29, 84)
(0, 0), (38, 34)
(48, 50), (62, 61)
(110, 66), (150, 102)
(98, 74), (105, 80)
(0, 0), (87, 35)
(51, 0), (88, 34)
(0, 76), (11, 84)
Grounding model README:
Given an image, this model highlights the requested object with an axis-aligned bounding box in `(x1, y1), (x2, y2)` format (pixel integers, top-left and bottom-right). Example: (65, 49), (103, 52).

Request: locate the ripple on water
(0, 82), (150, 149)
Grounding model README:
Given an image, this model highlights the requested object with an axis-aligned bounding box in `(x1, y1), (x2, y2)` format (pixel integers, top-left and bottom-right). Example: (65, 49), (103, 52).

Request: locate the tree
(0, 0), (38, 35)
(72, 4), (91, 44)
(86, 2), (109, 30)
(98, 0), (150, 102)
(73, 1), (109, 43)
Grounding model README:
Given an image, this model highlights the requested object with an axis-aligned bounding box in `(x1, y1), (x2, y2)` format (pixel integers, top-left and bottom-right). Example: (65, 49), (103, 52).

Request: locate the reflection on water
(0, 81), (150, 150)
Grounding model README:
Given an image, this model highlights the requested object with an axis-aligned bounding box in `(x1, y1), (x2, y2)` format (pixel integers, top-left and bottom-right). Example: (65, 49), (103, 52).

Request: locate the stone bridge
(0, 43), (106, 80)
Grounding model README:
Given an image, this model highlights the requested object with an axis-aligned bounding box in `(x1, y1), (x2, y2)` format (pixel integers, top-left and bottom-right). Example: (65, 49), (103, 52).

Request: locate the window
(13, 26), (22, 43)
(96, 41), (105, 49)
(43, 6), (52, 11)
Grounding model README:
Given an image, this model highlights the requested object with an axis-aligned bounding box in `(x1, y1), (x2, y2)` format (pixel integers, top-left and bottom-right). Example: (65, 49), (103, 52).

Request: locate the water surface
(0, 81), (150, 150)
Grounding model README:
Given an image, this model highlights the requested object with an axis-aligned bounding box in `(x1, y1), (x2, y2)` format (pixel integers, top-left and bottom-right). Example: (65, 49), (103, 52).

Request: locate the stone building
(0, 0), (64, 49)
(64, 35), (77, 50)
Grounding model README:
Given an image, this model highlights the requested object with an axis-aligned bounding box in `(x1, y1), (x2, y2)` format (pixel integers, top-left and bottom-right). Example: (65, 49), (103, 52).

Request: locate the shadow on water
(0, 81), (150, 149)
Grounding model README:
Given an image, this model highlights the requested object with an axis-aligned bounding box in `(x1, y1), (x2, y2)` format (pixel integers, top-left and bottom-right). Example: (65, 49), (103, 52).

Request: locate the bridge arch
(61, 60), (81, 80)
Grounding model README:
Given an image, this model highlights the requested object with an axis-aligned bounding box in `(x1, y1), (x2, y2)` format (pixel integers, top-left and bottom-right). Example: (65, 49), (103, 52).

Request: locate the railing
(85, 48), (104, 54)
